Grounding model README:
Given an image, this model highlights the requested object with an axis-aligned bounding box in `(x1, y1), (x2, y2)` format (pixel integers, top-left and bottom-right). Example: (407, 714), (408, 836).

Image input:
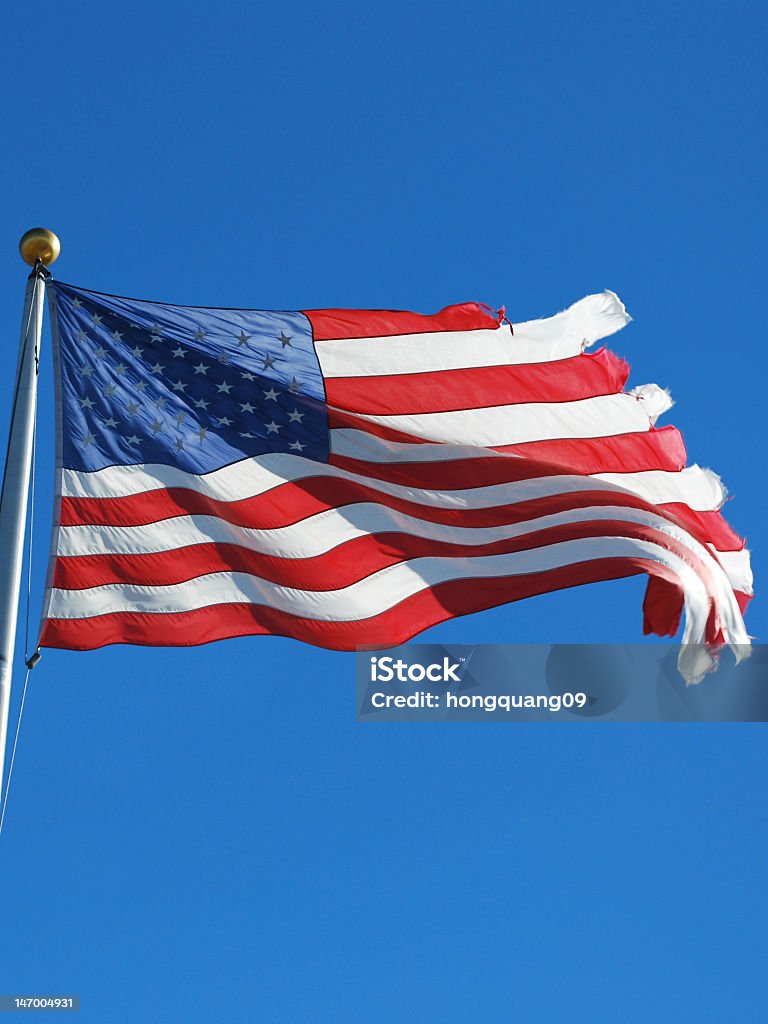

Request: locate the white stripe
(594, 467), (725, 511)
(713, 549), (753, 595)
(61, 452), (727, 514)
(331, 431), (495, 463)
(335, 388), (669, 447)
(316, 326), (517, 378)
(628, 384), (674, 424)
(315, 291), (630, 378)
(513, 290), (631, 350)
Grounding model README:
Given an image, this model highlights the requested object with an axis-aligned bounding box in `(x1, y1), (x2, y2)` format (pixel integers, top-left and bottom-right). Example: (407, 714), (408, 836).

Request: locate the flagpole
(0, 229), (59, 794)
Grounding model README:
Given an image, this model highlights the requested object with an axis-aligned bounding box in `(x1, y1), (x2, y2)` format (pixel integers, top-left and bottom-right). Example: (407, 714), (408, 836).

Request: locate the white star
(240, 371), (256, 381)
(217, 352), (231, 365)
(149, 362), (165, 375)
(193, 362), (209, 375)
(125, 401), (139, 415)
(114, 363), (127, 377)
(150, 419), (163, 435)
(131, 345), (145, 358)
(216, 381), (233, 394)
(263, 388), (278, 402)
(78, 365), (95, 377)
(174, 437), (185, 452)
(72, 298), (82, 309)
(102, 416), (119, 429)
(150, 322), (163, 337)
(288, 378), (301, 393)
(216, 416), (233, 427)
(76, 329), (88, 342)
(174, 412), (187, 426)
(278, 331), (292, 348)
(193, 397), (210, 410)
(78, 396), (95, 409)
(93, 346), (108, 360)
(82, 431), (96, 447)
(288, 408), (305, 423)
(197, 426), (208, 442)
(289, 439), (306, 452)
(236, 331), (250, 347)
(240, 401), (256, 414)
(172, 345), (188, 359)
(266, 420), (280, 434)
(171, 380), (188, 393)
(125, 434), (141, 446)
(112, 329), (124, 342)
(153, 397), (168, 410)
(239, 431), (255, 438)
(194, 327), (206, 342)
(104, 383), (118, 397)
(135, 380), (148, 393)
(92, 313), (103, 325)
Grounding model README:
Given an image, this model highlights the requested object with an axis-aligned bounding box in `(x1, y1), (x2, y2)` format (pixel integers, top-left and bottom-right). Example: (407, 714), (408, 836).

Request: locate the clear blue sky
(1, 2), (766, 1020)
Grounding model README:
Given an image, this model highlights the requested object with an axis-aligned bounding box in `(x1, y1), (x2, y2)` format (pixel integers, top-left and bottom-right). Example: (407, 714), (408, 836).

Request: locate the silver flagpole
(0, 229), (60, 794)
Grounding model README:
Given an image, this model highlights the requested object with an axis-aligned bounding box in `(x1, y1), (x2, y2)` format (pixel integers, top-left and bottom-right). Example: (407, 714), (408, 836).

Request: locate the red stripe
(486, 427), (687, 474)
(330, 427), (687, 482)
(305, 302), (501, 341)
(329, 413), (687, 475)
(53, 519), (715, 592)
(43, 556), (716, 652)
(328, 453), (573, 489)
(660, 505), (745, 552)
(643, 576), (684, 637)
(328, 408), (430, 444)
(324, 349), (629, 414)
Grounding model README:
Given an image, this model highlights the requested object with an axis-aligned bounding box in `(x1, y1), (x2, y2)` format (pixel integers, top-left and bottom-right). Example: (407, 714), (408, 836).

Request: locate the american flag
(40, 282), (751, 683)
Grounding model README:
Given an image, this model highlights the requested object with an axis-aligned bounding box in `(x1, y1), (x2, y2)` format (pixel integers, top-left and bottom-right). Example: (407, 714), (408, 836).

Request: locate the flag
(39, 282), (752, 683)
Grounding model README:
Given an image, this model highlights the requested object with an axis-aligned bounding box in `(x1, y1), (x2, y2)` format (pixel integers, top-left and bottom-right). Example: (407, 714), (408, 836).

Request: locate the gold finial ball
(19, 228), (61, 267)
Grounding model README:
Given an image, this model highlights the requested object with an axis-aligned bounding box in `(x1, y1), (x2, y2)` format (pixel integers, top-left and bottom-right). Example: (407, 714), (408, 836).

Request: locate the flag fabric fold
(39, 282), (752, 683)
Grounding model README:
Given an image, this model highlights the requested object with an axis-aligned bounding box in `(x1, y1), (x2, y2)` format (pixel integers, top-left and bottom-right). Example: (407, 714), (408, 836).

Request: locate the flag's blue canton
(52, 282), (329, 474)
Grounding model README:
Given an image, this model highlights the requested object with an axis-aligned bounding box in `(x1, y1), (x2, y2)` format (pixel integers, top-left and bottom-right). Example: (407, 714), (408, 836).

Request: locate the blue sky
(0, 2), (766, 1020)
